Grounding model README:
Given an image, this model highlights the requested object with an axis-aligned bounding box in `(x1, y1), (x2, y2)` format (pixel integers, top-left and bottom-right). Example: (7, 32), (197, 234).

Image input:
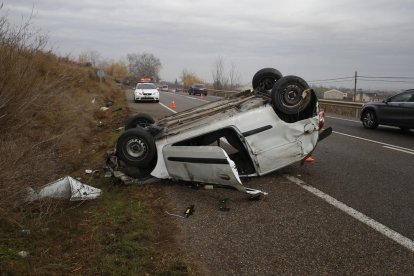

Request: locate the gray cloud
(4, 0), (414, 90)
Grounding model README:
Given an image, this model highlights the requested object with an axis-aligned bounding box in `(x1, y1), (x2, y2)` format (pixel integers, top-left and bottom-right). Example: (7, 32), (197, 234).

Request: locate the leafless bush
(0, 9), (115, 230)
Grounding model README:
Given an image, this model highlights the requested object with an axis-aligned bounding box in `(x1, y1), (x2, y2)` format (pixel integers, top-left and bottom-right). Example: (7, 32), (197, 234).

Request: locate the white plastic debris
(100, 106), (109, 111)
(26, 176), (102, 202)
(18, 251), (29, 258)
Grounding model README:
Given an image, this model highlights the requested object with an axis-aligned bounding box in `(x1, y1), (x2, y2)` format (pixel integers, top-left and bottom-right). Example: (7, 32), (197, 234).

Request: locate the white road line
(327, 116), (359, 123)
(185, 95), (209, 102)
(159, 102), (177, 113)
(333, 131), (414, 152)
(284, 174), (414, 252)
(383, 146), (414, 155)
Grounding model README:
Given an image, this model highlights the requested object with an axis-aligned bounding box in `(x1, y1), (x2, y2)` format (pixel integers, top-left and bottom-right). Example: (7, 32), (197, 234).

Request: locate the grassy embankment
(0, 13), (189, 275)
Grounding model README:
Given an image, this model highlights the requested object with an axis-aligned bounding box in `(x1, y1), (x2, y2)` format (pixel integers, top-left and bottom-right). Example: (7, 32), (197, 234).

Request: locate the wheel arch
(360, 106), (378, 121)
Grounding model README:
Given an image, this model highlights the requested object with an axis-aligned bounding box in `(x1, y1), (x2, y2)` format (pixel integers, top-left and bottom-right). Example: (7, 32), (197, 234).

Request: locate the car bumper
(135, 96), (159, 101)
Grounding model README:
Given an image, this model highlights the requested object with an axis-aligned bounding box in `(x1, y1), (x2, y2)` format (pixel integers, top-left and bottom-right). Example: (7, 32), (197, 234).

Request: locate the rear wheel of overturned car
(271, 75), (312, 115)
(361, 110), (378, 129)
(116, 127), (157, 167)
(252, 68), (283, 91)
(125, 113), (155, 130)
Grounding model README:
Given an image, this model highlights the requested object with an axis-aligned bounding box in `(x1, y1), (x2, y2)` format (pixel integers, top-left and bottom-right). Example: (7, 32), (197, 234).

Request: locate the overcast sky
(4, 0), (414, 90)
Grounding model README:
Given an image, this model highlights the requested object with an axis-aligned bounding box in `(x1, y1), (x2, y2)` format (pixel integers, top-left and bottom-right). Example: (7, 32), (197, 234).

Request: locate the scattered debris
(219, 198), (230, 211)
(20, 229), (31, 235)
(105, 100), (114, 107)
(17, 251), (29, 258)
(85, 169), (100, 176)
(100, 106), (110, 111)
(91, 98), (95, 104)
(184, 205), (195, 218)
(164, 210), (186, 219)
(305, 156), (315, 162)
(26, 176), (102, 202)
(204, 185), (214, 190)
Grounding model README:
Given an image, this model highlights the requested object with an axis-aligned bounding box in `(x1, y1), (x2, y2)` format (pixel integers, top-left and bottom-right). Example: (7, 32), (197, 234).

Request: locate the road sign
(97, 69), (105, 82)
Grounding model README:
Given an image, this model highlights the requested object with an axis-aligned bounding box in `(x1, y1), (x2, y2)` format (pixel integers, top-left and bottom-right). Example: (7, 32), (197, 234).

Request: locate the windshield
(136, 83), (156, 89)
(194, 84), (204, 88)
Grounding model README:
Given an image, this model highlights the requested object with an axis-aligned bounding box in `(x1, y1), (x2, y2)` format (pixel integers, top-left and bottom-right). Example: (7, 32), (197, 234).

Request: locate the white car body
(149, 96), (321, 195)
(134, 82), (159, 103)
(113, 72), (332, 197)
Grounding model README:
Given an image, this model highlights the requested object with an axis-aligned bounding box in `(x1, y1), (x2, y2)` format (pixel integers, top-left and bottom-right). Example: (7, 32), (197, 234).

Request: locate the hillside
(0, 14), (190, 275)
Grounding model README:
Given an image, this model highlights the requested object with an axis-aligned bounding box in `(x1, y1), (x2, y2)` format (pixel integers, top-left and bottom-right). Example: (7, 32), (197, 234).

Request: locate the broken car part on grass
(109, 68), (332, 197)
(26, 176), (102, 202)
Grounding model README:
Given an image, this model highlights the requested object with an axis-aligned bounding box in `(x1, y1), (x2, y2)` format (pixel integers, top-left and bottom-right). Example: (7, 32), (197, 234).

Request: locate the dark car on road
(188, 84), (208, 96)
(361, 89), (414, 131)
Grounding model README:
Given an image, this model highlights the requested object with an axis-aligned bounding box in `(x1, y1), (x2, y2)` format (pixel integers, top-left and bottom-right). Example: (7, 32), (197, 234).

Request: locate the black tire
(116, 128), (157, 167)
(118, 161), (155, 179)
(125, 113), (155, 130)
(271, 75), (312, 115)
(361, 110), (378, 129)
(252, 68), (283, 91)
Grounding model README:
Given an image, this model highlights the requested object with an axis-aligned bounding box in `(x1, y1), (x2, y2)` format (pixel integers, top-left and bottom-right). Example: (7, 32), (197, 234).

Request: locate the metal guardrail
(206, 89), (365, 119)
(319, 99), (363, 118)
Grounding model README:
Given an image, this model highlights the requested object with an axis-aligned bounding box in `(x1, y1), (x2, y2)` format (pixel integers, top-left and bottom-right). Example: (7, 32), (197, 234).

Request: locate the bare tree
(180, 69), (203, 89)
(228, 62), (241, 90)
(127, 52), (162, 81)
(78, 50), (101, 67)
(212, 56), (228, 90)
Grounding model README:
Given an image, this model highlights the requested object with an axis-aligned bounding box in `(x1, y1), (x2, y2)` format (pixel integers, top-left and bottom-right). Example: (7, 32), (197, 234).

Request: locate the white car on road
(112, 68), (332, 197)
(134, 82), (159, 103)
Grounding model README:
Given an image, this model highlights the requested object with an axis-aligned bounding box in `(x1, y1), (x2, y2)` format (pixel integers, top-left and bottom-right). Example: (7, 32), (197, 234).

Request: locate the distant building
(323, 89), (346, 100)
(356, 92), (384, 102)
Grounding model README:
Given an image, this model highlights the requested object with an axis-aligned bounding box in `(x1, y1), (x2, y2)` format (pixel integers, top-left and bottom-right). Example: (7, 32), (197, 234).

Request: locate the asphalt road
(125, 90), (414, 274)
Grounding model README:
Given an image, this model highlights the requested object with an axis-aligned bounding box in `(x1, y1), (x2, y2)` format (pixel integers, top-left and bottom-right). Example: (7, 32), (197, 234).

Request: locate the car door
(381, 91), (414, 127)
(162, 145), (246, 192)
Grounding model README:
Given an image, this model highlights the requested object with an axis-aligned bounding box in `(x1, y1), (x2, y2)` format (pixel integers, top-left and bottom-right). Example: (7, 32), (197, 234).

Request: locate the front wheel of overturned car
(271, 75), (312, 115)
(125, 113), (155, 130)
(116, 127), (157, 167)
(361, 110), (378, 129)
(252, 68), (283, 91)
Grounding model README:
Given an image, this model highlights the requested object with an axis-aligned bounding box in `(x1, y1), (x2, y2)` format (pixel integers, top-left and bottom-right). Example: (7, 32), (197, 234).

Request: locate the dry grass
(0, 10), (120, 231)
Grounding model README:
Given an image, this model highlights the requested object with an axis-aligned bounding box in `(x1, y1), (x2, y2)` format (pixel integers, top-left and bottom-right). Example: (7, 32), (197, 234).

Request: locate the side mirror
(382, 98), (390, 103)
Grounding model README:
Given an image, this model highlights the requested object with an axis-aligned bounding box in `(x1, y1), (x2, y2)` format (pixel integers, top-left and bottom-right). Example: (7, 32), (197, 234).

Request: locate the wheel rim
(125, 138), (147, 158)
(281, 85), (302, 107)
(363, 112), (375, 127)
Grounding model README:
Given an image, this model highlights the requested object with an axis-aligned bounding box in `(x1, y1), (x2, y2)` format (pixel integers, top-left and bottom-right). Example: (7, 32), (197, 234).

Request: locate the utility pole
(353, 71), (357, 102)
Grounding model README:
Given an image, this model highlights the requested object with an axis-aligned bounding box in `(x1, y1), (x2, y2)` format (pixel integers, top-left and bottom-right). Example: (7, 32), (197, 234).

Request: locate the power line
(308, 76), (354, 82)
(359, 79), (414, 83)
(359, 76), (414, 79)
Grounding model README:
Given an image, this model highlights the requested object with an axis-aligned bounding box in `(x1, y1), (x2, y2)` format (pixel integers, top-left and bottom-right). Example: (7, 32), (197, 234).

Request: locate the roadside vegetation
(0, 9), (190, 275)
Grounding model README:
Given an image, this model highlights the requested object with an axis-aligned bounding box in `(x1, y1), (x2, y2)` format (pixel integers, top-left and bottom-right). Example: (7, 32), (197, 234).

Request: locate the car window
(389, 92), (413, 103)
(408, 92), (414, 102)
(136, 83), (156, 89)
(194, 84), (204, 88)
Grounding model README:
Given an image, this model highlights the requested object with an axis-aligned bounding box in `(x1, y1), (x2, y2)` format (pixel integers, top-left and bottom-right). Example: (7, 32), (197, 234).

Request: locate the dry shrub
(0, 9), (118, 230)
